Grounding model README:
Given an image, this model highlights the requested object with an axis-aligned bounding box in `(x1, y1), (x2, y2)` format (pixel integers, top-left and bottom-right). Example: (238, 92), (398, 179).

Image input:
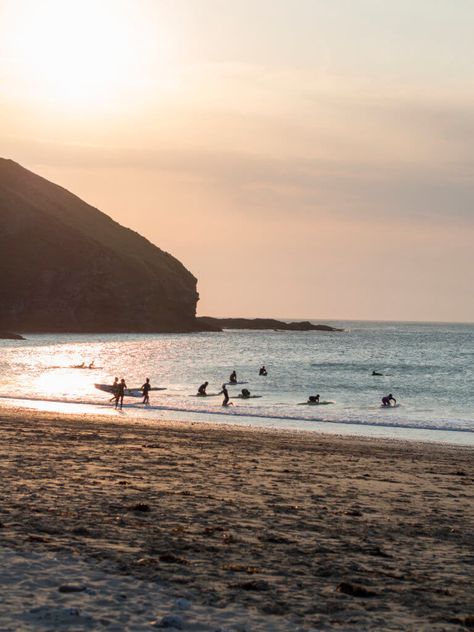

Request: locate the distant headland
(0, 158), (210, 334)
(197, 317), (343, 332)
(0, 159), (342, 335)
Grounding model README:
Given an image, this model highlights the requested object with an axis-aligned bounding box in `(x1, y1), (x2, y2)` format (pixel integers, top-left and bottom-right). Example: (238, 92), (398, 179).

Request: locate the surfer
(259, 365), (268, 376)
(241, 388), (251, 399)
(308, 395), (320, 404)
(88, 360), (95, 369)
(115, 378), (127, 410)
(197, 381), (209, 396)
(381, 393), (396, 407)
(229, 370), (237, 384)
(109, 377), (119, 402)
(372, 370), (383, 376)
(219, 384), (232, 406)
(142, 377), (151, 405)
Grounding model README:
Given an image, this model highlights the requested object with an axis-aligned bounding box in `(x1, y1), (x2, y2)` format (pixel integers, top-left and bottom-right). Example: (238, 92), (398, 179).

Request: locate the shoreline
(1, 397), (473, 448)
(1, 407), (473, 630)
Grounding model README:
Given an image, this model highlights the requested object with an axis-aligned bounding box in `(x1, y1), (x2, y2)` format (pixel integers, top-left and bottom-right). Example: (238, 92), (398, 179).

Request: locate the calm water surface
(1, 321), (473, 445)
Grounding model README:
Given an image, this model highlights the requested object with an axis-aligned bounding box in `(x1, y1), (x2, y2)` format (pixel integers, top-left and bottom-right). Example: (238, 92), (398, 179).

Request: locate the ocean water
(1, 321), (473, 445)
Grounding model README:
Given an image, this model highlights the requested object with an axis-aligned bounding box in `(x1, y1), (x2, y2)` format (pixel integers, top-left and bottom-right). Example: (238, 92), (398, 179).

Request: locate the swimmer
(372, 370), (383, 376)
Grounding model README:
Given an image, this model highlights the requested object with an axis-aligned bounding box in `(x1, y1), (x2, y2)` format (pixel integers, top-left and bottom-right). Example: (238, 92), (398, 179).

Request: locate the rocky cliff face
(0, 159), (202, 332)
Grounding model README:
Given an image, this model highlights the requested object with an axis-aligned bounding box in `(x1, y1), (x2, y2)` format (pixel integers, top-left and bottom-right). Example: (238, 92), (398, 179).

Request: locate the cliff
(0, 159), (204, 333)
(197, 317), (343, 332)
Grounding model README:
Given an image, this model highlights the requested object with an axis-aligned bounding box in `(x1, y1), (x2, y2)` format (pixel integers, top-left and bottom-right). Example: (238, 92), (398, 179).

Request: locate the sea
(1, 321), (473, 446)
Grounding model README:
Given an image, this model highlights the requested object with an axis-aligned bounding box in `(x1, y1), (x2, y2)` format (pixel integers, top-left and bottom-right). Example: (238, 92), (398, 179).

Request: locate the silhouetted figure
(372, 370), (383, 376)
(89, 360), (95, 369)
(219, 384), (232, 406)
(241, 388), (251, 399)
(308, 395), (320, 404)
(382, 393), (396, 407)
(142, 377), (151, 405)
(115, 378), (127, 410)
(198, 381), (209, 396)
(109, 377), (119, 402)
(259, 366), (268, 376)
(229, 371), (237, 384)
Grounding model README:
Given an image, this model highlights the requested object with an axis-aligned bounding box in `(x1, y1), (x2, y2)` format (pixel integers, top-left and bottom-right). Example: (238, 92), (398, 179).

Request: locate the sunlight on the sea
(34, 371), (92, 399)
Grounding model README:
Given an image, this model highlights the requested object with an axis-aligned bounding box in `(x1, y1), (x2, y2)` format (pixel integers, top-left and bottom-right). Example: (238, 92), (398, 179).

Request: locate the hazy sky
(1, 0), (473, 321)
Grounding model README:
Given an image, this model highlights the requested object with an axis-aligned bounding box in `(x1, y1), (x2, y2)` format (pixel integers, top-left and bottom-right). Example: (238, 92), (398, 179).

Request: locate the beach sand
(0, 407), (472, 631)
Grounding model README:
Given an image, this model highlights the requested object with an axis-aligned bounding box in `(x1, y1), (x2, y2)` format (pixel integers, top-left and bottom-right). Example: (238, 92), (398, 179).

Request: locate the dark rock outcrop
(197, 317), (343, 332)
(0, 158), (206, 333)
(0, 331), (25, 340)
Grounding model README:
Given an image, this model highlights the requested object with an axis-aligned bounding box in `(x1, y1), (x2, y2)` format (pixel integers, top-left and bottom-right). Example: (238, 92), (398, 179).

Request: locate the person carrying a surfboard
(382, 393), (396, 407)
(109, 377), (119, 402)
(115, 378), (127, 410)
(142, 378), (151, 405)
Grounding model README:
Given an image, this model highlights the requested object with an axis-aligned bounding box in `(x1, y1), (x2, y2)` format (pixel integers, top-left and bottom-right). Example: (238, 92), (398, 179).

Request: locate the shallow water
(1, 321), (473, 444)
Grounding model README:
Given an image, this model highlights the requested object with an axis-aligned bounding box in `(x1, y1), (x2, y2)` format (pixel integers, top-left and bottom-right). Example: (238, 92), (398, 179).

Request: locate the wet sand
(0, 407), (473, 631)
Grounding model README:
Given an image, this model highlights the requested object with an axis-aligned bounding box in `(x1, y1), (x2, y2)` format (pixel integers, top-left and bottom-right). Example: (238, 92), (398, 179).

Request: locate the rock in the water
(336, 582), (378, 598)
(0, 158), (208, 333)
(58, 584), (87, 593)
(0, 331), (25, 339)
(158, 614), (184, 628)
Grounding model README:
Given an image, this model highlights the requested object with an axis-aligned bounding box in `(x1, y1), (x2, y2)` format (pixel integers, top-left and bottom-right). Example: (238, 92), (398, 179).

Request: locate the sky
(1, 0), (473, 322)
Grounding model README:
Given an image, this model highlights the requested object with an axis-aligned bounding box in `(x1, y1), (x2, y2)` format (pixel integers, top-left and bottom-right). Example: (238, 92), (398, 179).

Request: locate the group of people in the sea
(106, 365), (398, 410)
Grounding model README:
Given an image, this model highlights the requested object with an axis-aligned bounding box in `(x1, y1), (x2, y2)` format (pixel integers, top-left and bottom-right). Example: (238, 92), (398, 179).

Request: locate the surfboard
(189, 393), (221, 397)
(233, 394), (262, 399)
(224, 381), (249, 386)
(380, 403), (400, 408)
(298, 401), (334, 406)
(95, 384), (142, 398)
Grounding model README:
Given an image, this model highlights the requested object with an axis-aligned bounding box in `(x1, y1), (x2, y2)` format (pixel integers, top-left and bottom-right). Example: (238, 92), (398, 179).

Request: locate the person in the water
(88, 360), (95, 369)
(308, 394), (320, 404)
(241, 388), (251, 399)
(198, 381), (209, 396)
(219, 384), (232, 406)
(372, 370), (383, 376)
(115, 378), (127, 410)
(142, 377), (151, 405)
(229, 370), (237, 384)
(259, 366), (267, 376)
(382, 393), (396, 407)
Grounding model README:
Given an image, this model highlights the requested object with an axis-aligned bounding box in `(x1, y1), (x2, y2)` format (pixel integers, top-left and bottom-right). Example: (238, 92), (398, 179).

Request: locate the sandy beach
(0, 407), (473, 631)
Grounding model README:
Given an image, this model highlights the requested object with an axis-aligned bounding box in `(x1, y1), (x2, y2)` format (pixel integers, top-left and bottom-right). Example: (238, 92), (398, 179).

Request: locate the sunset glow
(1, 0), (473, 321)
(2, 0), (172, 110)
